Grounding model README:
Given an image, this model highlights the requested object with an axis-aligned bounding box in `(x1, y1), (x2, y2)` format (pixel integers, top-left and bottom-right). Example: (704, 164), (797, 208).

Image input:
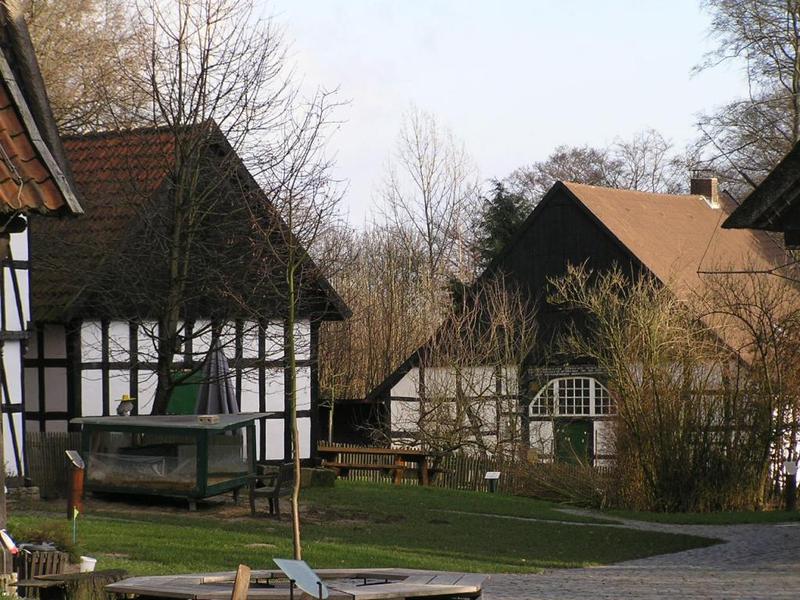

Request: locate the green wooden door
(555, 420), (592, 464)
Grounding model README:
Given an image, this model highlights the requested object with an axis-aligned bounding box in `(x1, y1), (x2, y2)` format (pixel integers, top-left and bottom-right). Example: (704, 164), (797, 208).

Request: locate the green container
(166, 370), (203, 415)
(73, 414), (269, 502)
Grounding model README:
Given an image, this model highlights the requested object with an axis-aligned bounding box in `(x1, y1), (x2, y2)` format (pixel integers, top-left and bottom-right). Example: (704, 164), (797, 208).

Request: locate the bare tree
(404, 275), (537, 461)
(695, 0), (800, 192)
(548, 263), (800, 511)
(224, 88), (343, 559)
(508, 130), (688, 203)
(319, 223), (445, 406)
(25, 0), (147, 132)
(380, 106), (480, 286)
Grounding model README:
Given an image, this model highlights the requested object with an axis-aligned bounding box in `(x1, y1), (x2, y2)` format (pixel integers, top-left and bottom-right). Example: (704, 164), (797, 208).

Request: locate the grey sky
(265, 0), (746, 225)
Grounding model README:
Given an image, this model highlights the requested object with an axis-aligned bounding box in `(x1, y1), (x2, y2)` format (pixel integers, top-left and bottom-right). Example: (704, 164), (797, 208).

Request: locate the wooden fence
(26, 431), (81, 498)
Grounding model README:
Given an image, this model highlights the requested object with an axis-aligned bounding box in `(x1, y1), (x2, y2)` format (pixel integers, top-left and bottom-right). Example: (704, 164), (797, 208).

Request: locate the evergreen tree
(473, 180), (532, 268)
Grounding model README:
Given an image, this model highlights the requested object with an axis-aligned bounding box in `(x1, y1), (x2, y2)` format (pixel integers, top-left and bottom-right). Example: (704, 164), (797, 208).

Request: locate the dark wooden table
(317, 445), (431, 485)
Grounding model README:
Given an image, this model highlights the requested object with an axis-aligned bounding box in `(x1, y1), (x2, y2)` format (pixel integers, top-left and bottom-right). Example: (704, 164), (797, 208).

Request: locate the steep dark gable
(723, 140), (800, 236)
(366, 183), (645, 402)
(493, 182), (645, 298)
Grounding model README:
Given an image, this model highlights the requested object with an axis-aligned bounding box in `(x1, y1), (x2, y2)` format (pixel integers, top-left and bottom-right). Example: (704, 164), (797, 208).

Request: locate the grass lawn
(605, 508), (800, 525)
(9, 482), (718, 575)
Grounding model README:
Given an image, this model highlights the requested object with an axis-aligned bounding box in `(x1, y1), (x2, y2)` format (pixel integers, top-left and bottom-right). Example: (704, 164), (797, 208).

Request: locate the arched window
(529, 377), (614, 417)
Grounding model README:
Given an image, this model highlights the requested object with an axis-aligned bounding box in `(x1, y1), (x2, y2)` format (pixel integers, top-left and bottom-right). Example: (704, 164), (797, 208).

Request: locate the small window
(529, 377), (613, 417)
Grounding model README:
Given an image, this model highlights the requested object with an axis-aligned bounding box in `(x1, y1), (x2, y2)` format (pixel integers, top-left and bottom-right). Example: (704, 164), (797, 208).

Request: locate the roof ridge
(61, 120), (218, 142)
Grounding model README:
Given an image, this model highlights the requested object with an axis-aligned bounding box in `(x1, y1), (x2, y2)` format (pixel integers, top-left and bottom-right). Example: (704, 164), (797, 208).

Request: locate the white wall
(389, 363), (520, 454)
(529, 420), (554, 457)
(1, 229), (30, 474)
(25, 317), (315, 463)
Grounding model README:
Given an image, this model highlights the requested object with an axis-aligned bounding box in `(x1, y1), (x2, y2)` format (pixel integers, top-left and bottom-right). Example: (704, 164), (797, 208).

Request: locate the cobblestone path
(483, 511), (800, 599)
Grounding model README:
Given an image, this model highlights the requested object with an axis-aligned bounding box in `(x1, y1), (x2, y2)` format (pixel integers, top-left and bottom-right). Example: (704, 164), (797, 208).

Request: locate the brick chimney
(691, 175), (719, 209)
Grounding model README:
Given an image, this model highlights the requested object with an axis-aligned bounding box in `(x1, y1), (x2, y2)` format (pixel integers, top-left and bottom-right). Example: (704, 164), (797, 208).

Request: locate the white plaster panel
(44, 367), (67, 411)
(242, 321), (259, 359)
(391, 368), (420, 398)
(107, 321), (130, 362)
(295, 367), (311, 411)
(293, 320), (310, 361)
(174, 320), (186, 362)
(391, 400), (419, 432)
(3, 412), (23, 475)
(265, 419), (284, 460)
(502, 366), (519, 395)
(426, 367), (458, 397)
(240, 369), (260, 412)
(137, 321), (159, 363)
(80, 321), (103, 362)
(81, 369), (103, 416)
(24, 368), (38, 410)
(109, 370), (131, 405)
(192, 320), (213, 359)
(137, 369), (158, 414)
(265, 369), (284, 412)
(43, 324), (66, 359)
(594, 420), (615, 456)
(529, 421), (554, 457)
(3, 268), (27, 330)
(265, 321), (283, 361)
(48, 420), (68, 433)
(2, 341), (22, 404)
(10, 227), (28, 261)
(298, 417), (311, 459)
(460, 366), (496, 397)
(249, 419), (261, 461)
(218, 322), (237, 359)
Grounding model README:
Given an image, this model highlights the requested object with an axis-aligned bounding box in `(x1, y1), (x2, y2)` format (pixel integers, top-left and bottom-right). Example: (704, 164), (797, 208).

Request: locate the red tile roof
(30, 126), (349, 322)
(29, 128), (175, 318)
(0, 0), (81, 215)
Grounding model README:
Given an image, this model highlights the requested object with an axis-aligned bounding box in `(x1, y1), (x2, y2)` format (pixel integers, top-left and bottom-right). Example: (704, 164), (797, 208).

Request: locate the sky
(262, 0), (747, 225)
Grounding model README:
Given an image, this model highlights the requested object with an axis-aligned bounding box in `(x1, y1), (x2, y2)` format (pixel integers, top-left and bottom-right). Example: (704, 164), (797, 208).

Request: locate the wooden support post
(393, 455), (404, 485)
(418, 456), (429, 486)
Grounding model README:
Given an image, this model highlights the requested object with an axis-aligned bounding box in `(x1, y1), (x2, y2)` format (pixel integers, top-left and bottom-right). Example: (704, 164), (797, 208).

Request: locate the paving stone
(483, 513), (800, 599)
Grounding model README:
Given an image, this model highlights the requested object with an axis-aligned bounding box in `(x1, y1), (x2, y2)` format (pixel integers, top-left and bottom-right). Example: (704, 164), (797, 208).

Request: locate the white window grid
(528, 377), (615, 417)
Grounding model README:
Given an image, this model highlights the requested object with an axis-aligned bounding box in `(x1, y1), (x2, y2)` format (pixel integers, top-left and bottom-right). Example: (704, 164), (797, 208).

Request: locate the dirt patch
(301, 504), (406, 526)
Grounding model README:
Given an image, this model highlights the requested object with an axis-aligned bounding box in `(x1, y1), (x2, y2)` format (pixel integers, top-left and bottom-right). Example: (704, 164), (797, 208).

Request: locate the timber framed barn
(24, 125), (350, 464)
(369, 177), (789, 465)
(0, 0), (82, 475)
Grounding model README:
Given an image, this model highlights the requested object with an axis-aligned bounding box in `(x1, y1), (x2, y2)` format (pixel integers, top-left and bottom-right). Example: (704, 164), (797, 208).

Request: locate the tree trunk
(286, 262), (302, 560)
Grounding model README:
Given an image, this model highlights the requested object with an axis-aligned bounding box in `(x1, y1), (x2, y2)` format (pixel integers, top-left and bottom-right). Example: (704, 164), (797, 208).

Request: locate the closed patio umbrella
(195, 340), (238, 414)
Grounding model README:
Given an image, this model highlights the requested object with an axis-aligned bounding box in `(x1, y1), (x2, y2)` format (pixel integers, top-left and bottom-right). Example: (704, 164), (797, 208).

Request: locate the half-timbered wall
(1, 228), (30, 475)
(24, 317), (316, 462)
(389, 365), (521, 453)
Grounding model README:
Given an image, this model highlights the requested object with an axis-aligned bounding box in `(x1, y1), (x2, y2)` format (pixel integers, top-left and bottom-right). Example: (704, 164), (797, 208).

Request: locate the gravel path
(483, 510), (800, 599)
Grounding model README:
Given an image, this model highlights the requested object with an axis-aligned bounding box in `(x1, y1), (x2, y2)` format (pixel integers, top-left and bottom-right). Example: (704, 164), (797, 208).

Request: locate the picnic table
(317, 445), (431, 486)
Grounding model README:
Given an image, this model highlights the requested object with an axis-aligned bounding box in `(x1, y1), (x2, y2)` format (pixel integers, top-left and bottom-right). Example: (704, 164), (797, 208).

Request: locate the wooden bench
(317, 445), (431, 485)
(15, 549), (68, 598)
